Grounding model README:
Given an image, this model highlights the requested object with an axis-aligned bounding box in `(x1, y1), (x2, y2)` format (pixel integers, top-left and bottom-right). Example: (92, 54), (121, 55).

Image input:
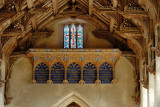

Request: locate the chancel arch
(54, 93), (90, 107)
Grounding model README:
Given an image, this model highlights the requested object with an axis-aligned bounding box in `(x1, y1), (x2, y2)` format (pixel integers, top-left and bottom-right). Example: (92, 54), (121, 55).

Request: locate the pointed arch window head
(64, 24), (83, 48)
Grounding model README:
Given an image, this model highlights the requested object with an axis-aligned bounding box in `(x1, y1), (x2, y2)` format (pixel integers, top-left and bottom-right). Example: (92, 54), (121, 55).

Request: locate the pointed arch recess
(54, 93), (90, 107)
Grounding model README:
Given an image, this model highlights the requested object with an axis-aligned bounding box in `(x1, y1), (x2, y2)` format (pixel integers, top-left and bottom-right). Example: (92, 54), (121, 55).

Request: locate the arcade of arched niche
(27, 49), (121, 84)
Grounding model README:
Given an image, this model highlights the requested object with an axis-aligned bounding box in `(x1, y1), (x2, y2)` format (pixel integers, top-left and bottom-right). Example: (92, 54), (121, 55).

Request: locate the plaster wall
(34, 19), (113, 49)
(6, 56), (138, 107)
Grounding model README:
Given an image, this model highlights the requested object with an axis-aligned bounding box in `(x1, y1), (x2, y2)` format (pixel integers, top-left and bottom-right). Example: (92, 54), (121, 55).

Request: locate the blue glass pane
(51, 62), (65, 83)
(64, 25), (69, 48)
(77, 25), (83, 48)
(35, 62), (49, 83)
(67, 62), (81, 83)
(99, 62), (113, 83)
(83, 62), (97, 83)
(71, 24), (76, 48)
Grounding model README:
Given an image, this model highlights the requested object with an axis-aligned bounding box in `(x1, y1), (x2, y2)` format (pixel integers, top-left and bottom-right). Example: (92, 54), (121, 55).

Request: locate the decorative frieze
(27, 49), (121, 84)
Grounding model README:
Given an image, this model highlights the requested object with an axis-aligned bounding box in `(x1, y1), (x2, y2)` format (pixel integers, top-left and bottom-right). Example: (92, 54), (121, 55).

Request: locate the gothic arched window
(64, 24), (83, 48)
(35, 62), (49, 83)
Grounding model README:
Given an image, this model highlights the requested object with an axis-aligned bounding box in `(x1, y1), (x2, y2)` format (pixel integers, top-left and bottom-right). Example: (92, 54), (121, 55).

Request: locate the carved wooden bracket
(151, 42), (160, 57)
(146, 59), (155, 75)
(139, 75), (148, 89)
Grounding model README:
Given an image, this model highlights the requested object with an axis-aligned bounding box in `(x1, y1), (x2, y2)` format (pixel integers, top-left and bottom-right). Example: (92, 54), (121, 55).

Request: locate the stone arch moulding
(53, 93), (91, 107)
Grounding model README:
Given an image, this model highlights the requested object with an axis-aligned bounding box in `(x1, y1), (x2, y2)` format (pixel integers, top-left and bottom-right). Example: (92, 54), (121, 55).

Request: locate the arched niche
(67, 102), (80, 107)
(35, 62), (49, 83)
(53, 93), (90, 107)
(51, 62), (65, 84)
(67, 62), (81, 84)
(83, 62), (97, 84)
(99, 62), (113, 83)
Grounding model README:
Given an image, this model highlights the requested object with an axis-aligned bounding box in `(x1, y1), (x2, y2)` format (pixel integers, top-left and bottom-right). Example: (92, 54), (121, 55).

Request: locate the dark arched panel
(35, 62), (49, 83)
(51, 62), (65, 83)
(99, 62), (113, 83)
(83, 62), (97, 83)
(67, 62), (81, 83)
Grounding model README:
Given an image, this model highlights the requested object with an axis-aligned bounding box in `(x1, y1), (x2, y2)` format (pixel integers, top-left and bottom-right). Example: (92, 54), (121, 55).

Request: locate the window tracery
(64, 24), (83, 49)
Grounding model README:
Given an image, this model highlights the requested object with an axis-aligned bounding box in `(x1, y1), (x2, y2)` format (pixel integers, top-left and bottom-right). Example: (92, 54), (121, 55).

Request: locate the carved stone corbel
(151, 42), (160, 57)
(146, 59), (155, 75)
(139, 75), (148, 89)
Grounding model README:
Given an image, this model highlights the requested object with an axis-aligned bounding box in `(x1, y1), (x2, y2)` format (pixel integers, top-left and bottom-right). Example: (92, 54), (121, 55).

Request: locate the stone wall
(34, 19), (113, 49)
(6, 56), (138, 107)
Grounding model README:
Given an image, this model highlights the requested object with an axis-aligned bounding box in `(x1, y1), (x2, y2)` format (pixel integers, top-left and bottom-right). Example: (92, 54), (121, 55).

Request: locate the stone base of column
(62, 80), (68, 84)
(31, 80), (36, 84)
(47, 80), (53, 84)
(79, 80), (85, 84)
(111, 79), (117, 84)
(95, 80), (101, 84)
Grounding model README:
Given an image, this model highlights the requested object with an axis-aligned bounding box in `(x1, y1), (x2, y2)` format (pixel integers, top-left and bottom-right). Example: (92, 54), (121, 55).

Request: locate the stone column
(140, 60), (148, 107)
(79, 67), (85, 84)
(31, 57), (36, 84)
(0, 36), (5, 107)
(95, 66), (101, 84)
(63, 66), (68, 84)
(47, 66), (53, 84)
(155, 56), (160, 107)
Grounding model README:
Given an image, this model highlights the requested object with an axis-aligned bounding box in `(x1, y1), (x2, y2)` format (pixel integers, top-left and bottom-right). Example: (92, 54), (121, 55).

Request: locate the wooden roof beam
(26, 0), (33, 9)
(58, 0), (69, 9)
(89, 0), (93, 15)
(0, 0), (5, 9)
(52, 0), (58, 15)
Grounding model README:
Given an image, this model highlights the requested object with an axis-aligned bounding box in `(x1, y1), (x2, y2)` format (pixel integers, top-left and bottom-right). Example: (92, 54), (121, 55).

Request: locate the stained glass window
(35, 62), (49, 83)
(99, 62), (113, 83)
(77, 25), (83, 48)
(64, 25), (70, 48)
(71, 24), (76, 48)
(64, 24), (83, 48)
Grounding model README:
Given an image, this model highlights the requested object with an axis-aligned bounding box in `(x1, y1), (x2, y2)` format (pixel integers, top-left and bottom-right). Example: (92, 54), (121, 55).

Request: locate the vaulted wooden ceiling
(0, 0), (158, 58)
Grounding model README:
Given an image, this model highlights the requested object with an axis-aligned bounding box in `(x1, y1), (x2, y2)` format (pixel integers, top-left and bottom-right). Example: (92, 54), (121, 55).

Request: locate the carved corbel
(146, 59), (155, 75)
(151, 42), (160, 57)
(139, 75), (148, 89)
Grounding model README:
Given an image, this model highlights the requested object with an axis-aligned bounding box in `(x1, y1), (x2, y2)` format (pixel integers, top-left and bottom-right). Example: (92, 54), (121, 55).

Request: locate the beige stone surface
(6, 57), (138, 107)
(34, 18), (113, 49)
